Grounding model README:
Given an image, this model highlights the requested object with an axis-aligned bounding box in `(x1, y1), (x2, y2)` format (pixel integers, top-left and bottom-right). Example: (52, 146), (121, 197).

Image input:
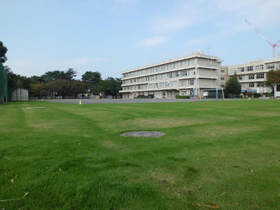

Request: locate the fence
(0, 62), (8, 104)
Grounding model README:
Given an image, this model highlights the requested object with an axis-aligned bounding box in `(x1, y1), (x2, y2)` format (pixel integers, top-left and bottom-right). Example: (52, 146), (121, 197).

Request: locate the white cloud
(137, 36), (171, 48)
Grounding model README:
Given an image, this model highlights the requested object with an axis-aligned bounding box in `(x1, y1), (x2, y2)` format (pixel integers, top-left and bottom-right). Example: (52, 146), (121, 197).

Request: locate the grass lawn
(1, 100), (280, 209)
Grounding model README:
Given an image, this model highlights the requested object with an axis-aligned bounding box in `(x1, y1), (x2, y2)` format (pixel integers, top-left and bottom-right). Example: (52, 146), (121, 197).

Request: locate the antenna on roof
(208, 45), (211, 55)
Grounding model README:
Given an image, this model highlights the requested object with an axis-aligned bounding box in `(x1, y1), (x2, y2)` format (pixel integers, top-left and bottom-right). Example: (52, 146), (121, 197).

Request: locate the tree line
(5, 67), (122, 99)
(1, 41), (121, 99)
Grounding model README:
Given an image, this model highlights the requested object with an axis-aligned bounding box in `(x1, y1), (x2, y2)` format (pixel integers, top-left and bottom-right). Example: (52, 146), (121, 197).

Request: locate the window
(149, 83), (154, 89)
(167, 63), (173, 70)
(189, 59), (195, 66)
(190, 79), (195, 86)
(156, 75), (161, 80)
(256, 73), (264, 79)
(257, 82), (264, 87)
(162, 74), (167, 79)
(221, 85), (225, 87)
(172, 81), (178, 87)
(249, 82), (254, 87)
(156, 66), (161, 72)
(168, 73), (172, 78)
(181, 70), (187, 76)
(229, 68), (236, 74)
(155, 83), (158, 88)
(246, 66), (253, 71)
(159, 82), (164, 88)
(174, 62), (180, 69)
(181, 80), (187, 86)
(267, 63), (275, 69)
(238, 67), (244, 72)
(181, 60), (188, 67)
(161, 65), (166, 71)
(255, 65), (263, 70)
(249, 74), (255, 80)
(238, 76), (243, 80)
(221, 70), (225, 73)
(221, 77), (225, 80)
(181, 91), (187, 96)
(189, 70), (196, 76)
(175, 72), (180, 77)
(165, 82), (170, 87)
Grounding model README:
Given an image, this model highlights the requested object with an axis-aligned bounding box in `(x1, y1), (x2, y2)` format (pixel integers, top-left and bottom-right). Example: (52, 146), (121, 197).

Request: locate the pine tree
(224, 73), (241, 98)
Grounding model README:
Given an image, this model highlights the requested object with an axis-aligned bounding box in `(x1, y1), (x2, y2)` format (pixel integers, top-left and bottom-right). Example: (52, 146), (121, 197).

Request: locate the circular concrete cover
(120, 131), (165, 137)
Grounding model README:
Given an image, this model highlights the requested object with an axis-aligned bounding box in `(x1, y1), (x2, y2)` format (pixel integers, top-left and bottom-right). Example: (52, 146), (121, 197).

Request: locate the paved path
(46, 98), (224, 104)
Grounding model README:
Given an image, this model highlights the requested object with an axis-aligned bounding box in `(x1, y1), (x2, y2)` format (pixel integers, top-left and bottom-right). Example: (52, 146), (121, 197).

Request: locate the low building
(11, 88), (29, 101)
(120, 51), (223, 99)
(227, 55), (280, 94)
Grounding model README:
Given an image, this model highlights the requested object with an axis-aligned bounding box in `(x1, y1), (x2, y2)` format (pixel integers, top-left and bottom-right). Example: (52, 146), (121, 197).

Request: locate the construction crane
(245, 19), (280, 57)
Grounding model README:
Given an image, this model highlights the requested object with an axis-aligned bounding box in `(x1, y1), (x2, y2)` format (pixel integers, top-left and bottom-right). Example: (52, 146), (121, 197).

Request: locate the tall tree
(30, 83), (47, 98)
(265, 69), (280, 97)
(224, 73), (241, 97)
(45, 79), (71, 98)
(0, 41), (8, 63)
(99, 77), (122, 98)
(64, 68), (77, 81)
(81, 71), (102, 94)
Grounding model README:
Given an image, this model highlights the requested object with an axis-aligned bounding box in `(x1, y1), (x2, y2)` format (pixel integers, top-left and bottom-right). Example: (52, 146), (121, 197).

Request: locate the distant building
(11, 88), (29, 101)
(228, 55), (280, 94)
(120, 52), (280, 98)
(120, 51), (223, 99)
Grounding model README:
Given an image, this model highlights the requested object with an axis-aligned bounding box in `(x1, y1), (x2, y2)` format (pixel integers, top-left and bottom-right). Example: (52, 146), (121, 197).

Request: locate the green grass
(1, 100), (280, 210)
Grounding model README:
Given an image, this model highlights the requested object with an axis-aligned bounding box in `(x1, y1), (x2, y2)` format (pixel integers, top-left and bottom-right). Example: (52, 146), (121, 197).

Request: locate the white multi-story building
(228, 55), (280, 94)
(120, 51), (223, 99)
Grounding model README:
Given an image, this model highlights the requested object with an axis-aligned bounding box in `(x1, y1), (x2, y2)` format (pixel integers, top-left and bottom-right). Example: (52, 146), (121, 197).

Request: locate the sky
(1, 0), (280, 80)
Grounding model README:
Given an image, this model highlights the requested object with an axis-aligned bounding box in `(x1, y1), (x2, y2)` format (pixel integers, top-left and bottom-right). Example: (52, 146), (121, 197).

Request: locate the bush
(176, 95), (190, 99)
(264, 92), (273, 97)
(253, 93), (261, 98)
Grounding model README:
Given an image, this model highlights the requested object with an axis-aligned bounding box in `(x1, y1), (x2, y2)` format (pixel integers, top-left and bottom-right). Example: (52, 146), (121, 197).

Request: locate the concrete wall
(11, 88), (29, 101)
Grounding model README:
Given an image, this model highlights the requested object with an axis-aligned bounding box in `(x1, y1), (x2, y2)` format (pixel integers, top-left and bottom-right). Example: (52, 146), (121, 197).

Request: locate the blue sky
(1, 0), (280, 79)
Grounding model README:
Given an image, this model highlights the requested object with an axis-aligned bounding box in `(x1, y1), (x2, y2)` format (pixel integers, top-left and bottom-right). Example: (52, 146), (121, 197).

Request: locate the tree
(81, 71), (102, 94)
(265, 69), (280, 97)
(0, 41), (8, 63)
(224, 73), (241, 97)
(41, 70), (65, 83)
(99, 77), (122, 98)
(41, 68), (77, 83)
(64, 68), (77, 81)
(30, 83), (47, 98)
(45, 79), (71, 98)
(70, 80), (87, 96)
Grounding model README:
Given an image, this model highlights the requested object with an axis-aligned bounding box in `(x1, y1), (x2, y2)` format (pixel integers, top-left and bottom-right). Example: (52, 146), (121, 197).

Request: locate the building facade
(120, 51), (223, 99)
(227, 55), (280, 94)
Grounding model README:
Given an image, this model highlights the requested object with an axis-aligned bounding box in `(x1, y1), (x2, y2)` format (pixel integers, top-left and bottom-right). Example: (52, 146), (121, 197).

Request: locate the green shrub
(253, 93), (261, 98)
(176, 95), (190, 99)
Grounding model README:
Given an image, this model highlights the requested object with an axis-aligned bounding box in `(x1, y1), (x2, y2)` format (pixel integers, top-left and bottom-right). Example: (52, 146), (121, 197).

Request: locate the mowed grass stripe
(0, 100), (280, 210)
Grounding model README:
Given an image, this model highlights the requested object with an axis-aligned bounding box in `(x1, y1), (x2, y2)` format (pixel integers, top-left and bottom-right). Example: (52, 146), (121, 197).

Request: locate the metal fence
(0, 62), (8, 104)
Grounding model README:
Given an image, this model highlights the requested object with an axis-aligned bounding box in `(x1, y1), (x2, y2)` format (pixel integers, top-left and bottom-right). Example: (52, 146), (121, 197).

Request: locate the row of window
(122, 80), (196, 90)
(242, 82), (265, 88)
(229, 63), (280, 74)
(122, 70), (196, 85)
(238, 73), (265, 80)
(123, 59), (196, 78)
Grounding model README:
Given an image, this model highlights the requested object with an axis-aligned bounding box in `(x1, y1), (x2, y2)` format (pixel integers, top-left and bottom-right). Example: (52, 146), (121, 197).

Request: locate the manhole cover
(120, 131), (165, 137)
